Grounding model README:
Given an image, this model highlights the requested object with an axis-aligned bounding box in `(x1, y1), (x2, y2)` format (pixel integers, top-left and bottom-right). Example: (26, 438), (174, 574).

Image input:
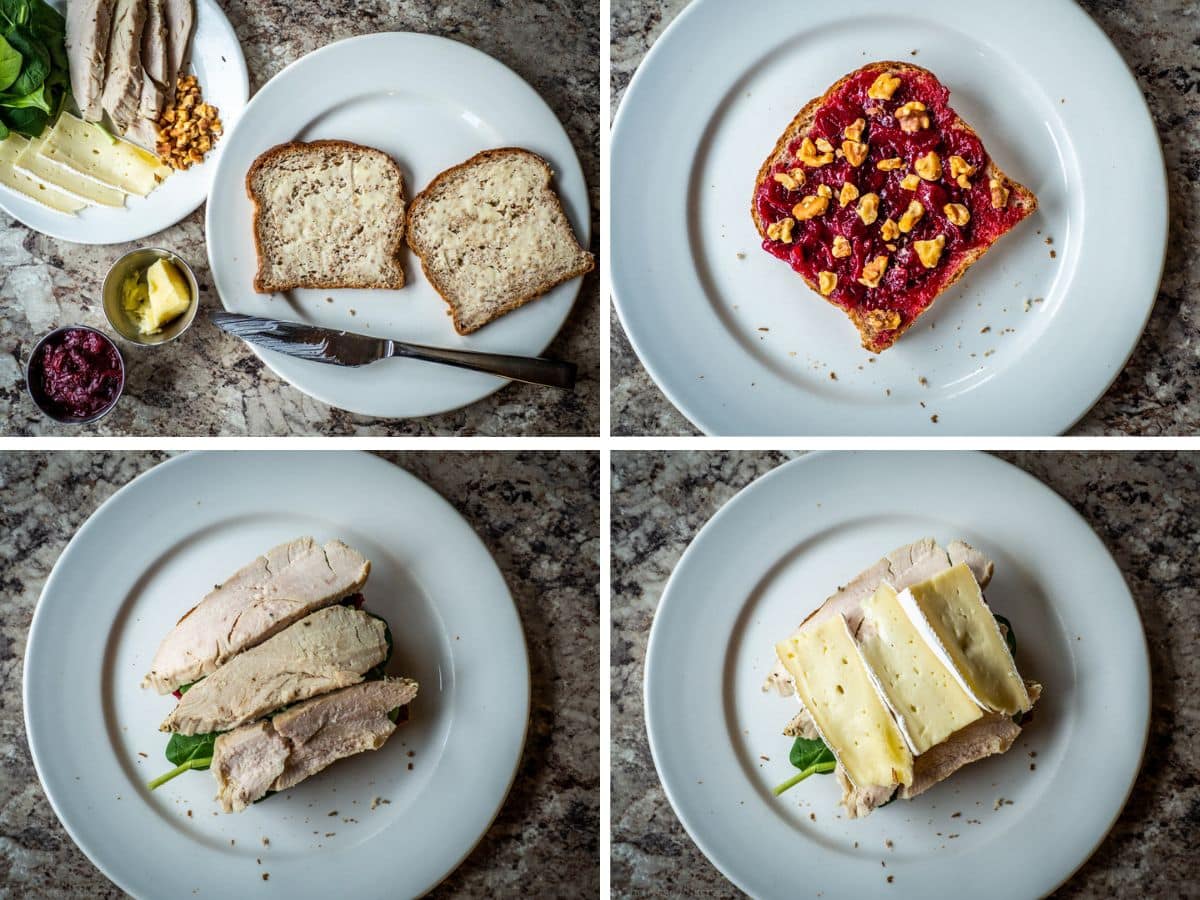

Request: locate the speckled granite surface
(0, 451), (599, 897)
(612, 451), (1199, 897)
(610, 0), (1199, 435)
(1, 1), (599, 436)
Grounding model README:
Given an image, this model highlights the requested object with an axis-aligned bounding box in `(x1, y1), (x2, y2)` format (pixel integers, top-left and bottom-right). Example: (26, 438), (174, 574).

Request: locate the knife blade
(210, 312), (576, 390)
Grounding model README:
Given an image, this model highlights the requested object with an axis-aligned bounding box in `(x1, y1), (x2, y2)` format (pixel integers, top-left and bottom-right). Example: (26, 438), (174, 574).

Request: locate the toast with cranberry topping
(751, 62), (1036, 353)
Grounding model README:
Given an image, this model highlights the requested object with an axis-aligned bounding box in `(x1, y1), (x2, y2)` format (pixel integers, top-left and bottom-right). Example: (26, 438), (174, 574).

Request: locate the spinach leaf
(0, 34), (20, 92)
(774, 736), (837, 796)
(0, 119), (8, 139)
(147, 731), (219, 791)
(0, 0), (30, 30)
(0, 80), (49, 111)
(2, 103), (46, 135)
(2, 26), (48, 99)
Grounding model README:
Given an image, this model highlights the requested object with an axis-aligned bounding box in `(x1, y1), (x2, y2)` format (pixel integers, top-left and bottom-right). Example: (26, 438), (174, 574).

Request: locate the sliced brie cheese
(776, 615), (913, 789)
(896, 563), (1031, 715)
(15, 134), (126, 207)
(857, 583), (984, 754)
(0, 136), (86, 215)
(39, 113), (169, 196)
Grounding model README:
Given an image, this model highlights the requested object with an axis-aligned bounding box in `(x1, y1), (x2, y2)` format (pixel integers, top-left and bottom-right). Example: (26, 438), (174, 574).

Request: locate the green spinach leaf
(2, 103), (46, 135)
(0, 0), (30, 30)
(147, 731), (219, 791)
(3, 26), (48, 98)
(774, 736), (837, 796)
(0, 119), (8, 139)
(0, 80), (49, 110)
(0, 34), (20, 92)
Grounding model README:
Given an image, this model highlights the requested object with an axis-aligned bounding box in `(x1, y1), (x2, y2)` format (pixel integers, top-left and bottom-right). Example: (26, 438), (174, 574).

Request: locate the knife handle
(390, 342), (577, 391)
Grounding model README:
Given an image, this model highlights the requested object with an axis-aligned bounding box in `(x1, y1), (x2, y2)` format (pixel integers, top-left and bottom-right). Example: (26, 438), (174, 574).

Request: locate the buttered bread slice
(247, 140), (406, 292)
(406, 148), (594, 334)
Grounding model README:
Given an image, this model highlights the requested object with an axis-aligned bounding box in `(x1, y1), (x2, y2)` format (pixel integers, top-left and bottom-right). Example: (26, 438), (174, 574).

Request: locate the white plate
(0, 0), (248, 244)
(611, 0), (1167, 435)
(24, 451), (529, 899)
(206, 32), (590, 419)
(644, 452), (1149, 899)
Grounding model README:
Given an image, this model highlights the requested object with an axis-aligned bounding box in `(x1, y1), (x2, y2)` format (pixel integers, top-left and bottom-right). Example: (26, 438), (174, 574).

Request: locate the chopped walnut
(844, 117), (866, 141)
(867, 72), (901, 100)
(898, 200), (924, 233)
(989, 178), (1010, 208)
(857, 192), (880, 225)
(944, 203), (971, 226)
(900, 173), (920, 191)
(842, 140), (869, 167)
(798, 137), (834, 167)
(880, 218), (900, 241)
(773, 171), (801, 191)
(858, 254), (889, 288)
(862, 308), (902, 334)
(815, 137), (835, 154)
(832, 235), (852, 258)
(839, 182), (860, 207)
(895, 100), (930, 133)
(818, 271), (838, 295)
(767, 217), (796, 243)
(949, 155), (976, 189)
(793, 193), (830, 220)
(876, 157), (903, 171)
(914, 234), (946, 267)
(915, 151), (942, 181)
(155, 74), (222, 171)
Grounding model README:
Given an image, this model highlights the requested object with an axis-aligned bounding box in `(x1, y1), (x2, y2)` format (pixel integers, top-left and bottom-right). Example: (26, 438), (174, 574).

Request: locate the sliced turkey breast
(160, 606), (389, 735)
(66, 0), (117, 121)
(212, 678), (419, 812)
(99, 0), (147, 133)
(161, 0), (194, 104)
(135, 0), (168, 128)
(764, 538), (994, 696)
(142, 537), (371, 694)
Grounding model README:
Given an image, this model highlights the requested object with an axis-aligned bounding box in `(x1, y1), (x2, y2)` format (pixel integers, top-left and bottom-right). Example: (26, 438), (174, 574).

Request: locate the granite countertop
(0, 451), (599, 896)
(610, 0), (1199, 435)
(612, 450), (1199, 897)
(0, 1), (599, 436)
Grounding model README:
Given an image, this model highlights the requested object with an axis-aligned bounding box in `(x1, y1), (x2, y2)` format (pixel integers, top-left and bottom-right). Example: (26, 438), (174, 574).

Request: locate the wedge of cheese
(16, 134), (126, 207)
(0, 136), (87, 215)
(776, 615), (913, 789)
(38, 113), (169, 196)
(856, 583), (984, 754)
(897, 563), (1031, 715)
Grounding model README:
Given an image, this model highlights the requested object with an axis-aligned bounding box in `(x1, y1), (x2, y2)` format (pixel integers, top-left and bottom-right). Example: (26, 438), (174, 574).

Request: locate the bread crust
(405, 147), (595, 335)
(751, 62), (1037, 352)
(246, 139), (407, 293)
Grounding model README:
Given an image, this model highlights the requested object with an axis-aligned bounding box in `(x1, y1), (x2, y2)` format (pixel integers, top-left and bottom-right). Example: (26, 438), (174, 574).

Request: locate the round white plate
(644, 452), (1149, 899)
(611, 0), (1166, 435)
(24, 451), (529, 899)
(206, 32), (591, 419)
(0, 0), (248, 244)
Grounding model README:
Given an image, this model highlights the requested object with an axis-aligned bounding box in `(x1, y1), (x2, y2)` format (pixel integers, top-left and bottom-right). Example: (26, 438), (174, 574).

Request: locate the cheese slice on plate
(897, 563), (1032, 715)
(776, 615), (913, 789)
(856, 582), (984, 754)
(38, 113), (169, 196)
(15, 134), (126, 207)
(0, 135), (87, 215)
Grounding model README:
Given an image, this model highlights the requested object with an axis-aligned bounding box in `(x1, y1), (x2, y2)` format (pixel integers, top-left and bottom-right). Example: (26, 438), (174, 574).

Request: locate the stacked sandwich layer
(143, 537), (419, 812)
(770, 539), (1038, 818)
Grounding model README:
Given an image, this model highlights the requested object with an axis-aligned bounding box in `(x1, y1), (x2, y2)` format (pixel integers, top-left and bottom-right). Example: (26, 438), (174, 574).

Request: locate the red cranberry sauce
(30, 329), (123, 420)
(755, 68), (1026, 334)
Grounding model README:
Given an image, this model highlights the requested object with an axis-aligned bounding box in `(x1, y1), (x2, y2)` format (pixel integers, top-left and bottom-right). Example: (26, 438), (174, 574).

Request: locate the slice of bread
(751, 62), (1037, 352)
(406, 148), (594, 334)
(247, 140), (406, 293)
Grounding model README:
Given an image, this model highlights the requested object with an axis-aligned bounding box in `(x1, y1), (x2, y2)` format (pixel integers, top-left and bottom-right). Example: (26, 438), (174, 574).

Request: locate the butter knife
(211, 312), (576, 390)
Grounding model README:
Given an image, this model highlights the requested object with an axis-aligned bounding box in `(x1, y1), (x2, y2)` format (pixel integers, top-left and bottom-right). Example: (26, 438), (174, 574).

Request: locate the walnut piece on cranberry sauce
(755, 66), (1030, 351)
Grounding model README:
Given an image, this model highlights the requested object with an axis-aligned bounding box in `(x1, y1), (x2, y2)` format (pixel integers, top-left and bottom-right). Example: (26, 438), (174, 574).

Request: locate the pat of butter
(144, 259), (192, 332)
(39, 113), (169, 196)
(0, 135), (87, 215)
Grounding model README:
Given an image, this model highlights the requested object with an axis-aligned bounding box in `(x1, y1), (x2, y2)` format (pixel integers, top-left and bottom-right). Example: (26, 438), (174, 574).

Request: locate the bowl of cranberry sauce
(26, 326), (126, 424)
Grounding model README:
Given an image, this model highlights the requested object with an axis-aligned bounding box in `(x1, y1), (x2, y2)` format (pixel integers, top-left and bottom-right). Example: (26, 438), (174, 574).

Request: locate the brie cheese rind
(895, 563), (1031, 715)
(855, 582), (984, 755)
(0, 135), (88, 214)
(764, 538), (994, 696)
(776, 615), (913, 790)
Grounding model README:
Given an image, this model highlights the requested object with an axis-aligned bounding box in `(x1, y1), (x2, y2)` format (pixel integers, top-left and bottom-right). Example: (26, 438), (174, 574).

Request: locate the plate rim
(610, 0), (1168, 436)
(204, 30), (592, 419)
(642, 450), (1151, 898)
(0, 0), (250, 245)
(22, 450), (531, 898)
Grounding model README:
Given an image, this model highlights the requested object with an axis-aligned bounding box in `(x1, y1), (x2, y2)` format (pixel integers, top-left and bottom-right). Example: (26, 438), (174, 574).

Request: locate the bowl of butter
(103, 248), (199, 345)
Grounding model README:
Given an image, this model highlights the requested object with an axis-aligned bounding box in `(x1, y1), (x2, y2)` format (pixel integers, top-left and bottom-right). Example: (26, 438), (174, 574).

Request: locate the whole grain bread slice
(751, 62), (1037, 352)
(247, 139), (406, 293)
(406, 148), (594, 334)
